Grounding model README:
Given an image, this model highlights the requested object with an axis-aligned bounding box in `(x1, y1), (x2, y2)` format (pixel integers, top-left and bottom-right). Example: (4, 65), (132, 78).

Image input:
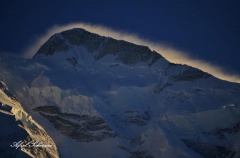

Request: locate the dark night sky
(0, 0), (240, 73)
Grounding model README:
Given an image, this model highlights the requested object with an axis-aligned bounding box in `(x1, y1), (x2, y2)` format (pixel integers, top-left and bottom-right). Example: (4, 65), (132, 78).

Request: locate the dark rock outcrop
(173, 67), (211, 82)
(33, 106), (117, 142)
(0, 81), (18, 102)
(182, 139), (236, 158)
(122, 110), (151, 126)
(204, 121), (240, 140)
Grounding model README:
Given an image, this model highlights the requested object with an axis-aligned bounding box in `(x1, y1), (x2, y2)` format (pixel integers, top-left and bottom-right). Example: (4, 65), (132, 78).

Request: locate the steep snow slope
(0, 28), (240, 158)
(0, 80), (59, 158)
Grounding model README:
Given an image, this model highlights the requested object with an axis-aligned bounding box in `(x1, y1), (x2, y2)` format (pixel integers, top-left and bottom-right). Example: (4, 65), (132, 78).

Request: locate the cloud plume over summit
(23, 22), (240, 83)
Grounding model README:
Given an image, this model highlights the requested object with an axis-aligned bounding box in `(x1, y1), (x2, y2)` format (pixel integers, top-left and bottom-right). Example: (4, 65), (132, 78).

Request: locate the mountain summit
(36, 28), (161, 64)
(0, 28), (240, 158)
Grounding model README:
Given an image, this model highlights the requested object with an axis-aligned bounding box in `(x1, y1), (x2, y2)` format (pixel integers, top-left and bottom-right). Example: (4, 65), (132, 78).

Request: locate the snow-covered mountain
(0, 28), (240, 158)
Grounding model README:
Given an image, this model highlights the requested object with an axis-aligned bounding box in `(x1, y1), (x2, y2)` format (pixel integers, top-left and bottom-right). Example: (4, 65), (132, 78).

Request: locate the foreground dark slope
(0, 28), (240, 158)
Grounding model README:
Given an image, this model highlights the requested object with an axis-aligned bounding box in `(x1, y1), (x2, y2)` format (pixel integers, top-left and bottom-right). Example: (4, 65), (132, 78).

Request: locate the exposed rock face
(172, 67), (211, 81)
(204, 121), (240, 140)
(182, 139), (236, 158)
(122, 110), (151, 126)
(96, 38), (161, 64)
(0, 81), (18, 102)
(33, 106), (117, 142)
(61, 28), (105, 52)
(36, 34), (70, 56)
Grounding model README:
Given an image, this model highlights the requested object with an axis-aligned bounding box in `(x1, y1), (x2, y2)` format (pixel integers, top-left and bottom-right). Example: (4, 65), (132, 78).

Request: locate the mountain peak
(35, 28), (162, 64)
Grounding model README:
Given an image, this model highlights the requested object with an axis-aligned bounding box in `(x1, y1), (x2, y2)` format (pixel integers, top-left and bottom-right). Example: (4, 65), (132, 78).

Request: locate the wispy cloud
(23, 22), (240, 83)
